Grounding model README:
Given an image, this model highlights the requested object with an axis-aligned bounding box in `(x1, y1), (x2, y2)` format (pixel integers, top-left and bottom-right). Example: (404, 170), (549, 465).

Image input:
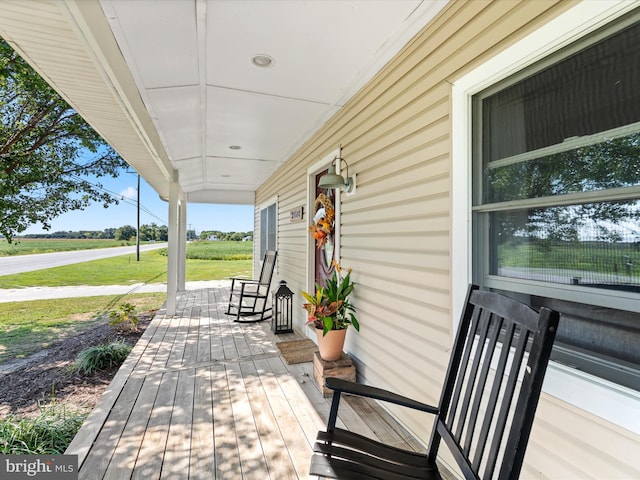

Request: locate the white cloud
(120, 186), (137, 200)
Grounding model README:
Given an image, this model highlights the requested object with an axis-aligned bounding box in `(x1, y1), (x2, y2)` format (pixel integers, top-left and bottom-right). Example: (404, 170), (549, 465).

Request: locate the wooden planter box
(313, 351), (356, 397)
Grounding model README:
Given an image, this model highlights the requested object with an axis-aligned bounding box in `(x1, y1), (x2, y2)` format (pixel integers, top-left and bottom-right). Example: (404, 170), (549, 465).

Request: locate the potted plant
(302, 262), (360, 361)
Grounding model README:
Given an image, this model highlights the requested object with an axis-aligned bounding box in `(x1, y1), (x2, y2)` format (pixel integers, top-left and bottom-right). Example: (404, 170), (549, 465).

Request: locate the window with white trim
(472, 12), (640, 390)
(259, 202), (277, 259)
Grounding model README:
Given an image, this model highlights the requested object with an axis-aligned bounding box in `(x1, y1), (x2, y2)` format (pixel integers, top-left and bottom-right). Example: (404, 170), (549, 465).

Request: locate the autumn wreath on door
(309, 193), (334, 249)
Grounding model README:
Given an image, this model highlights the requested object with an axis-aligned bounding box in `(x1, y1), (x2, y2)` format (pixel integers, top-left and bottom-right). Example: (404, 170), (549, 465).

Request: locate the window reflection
(485, 134), (640, 203)
(491, 202), (640, 290)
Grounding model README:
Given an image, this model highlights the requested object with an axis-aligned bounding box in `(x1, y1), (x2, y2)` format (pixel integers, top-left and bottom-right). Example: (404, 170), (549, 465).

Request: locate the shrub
(0, 403), (86, 454)
(74, 342), (132, 375)
(108, 302), (139, 332)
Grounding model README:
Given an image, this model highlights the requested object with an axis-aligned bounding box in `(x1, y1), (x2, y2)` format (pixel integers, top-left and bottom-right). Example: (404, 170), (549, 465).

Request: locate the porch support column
(166, 180), (183, 316)
(178, 198), (187, 290)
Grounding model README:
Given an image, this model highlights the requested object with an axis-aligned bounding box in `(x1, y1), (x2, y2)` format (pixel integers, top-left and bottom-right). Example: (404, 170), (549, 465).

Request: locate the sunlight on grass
(0, 250), (252, 288)
(0, 241), (254, 363)
(0, 294), (165, 364)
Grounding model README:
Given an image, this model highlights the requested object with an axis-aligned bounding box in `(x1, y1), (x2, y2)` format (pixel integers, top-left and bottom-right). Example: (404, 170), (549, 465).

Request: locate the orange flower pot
(316, 328), (347, 361)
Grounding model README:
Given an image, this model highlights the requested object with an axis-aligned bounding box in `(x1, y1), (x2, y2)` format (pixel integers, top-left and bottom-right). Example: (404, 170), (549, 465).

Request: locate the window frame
(258, 197), (277, 261)
(471, 22), (640, 311)
(451, 0), (640, 436)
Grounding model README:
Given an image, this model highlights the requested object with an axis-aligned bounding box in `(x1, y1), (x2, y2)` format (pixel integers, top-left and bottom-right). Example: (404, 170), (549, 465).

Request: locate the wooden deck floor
(66, 284), (425, 479)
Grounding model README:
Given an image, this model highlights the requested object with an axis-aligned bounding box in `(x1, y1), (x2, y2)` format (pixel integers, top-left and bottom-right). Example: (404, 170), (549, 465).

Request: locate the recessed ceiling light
(229, 145), (241, 150)
(251, 54), (274, 68)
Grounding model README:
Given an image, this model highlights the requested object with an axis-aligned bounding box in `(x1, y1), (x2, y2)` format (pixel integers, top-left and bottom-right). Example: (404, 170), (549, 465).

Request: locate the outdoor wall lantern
(272, 280), (294, 334)
(318, 147), (355, 193)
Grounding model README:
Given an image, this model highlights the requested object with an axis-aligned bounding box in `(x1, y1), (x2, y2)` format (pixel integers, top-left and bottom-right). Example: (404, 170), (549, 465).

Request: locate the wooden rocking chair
(310, 284), (560, 480)
(226, 250), (277, 323)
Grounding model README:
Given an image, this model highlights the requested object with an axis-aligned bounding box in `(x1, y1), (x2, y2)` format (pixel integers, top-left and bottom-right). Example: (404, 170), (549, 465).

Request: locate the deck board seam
(127, 352), (285, 379)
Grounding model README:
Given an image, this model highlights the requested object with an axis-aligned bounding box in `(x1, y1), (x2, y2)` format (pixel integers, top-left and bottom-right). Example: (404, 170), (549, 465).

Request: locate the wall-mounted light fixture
(318, 147), (355, 193)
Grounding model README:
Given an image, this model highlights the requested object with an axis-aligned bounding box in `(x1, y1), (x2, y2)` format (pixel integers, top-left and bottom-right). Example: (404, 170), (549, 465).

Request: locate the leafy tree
(138, 223), (153, 242)
(138, 222), (168, 241)
(155, 225), (168, 241)
(115, 225), (136, 241)
(200, 230), (222, 240)
(101, 228), (116, 239)
(0, 38), (128, 242)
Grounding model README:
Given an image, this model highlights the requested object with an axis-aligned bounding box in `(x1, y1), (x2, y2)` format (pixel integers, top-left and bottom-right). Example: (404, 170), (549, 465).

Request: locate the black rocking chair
(310, 284), (560, 480)
(226, 250), (277, 323)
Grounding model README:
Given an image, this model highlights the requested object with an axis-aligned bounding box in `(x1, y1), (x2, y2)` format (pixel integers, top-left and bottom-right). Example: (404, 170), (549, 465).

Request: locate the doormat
(276, 338), (317, 364)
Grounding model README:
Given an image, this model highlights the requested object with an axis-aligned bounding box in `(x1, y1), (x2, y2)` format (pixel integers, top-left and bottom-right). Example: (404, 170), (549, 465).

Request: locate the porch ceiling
(0, 0), (447, 203)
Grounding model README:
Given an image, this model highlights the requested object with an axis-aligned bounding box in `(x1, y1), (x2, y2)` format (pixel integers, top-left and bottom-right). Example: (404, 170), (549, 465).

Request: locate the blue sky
(22, 171), (254, 235)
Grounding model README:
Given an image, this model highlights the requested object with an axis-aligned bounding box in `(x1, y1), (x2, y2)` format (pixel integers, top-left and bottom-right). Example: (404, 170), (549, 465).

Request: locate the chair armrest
(229, 277), (258, 291)
(325, 377), (438, 414)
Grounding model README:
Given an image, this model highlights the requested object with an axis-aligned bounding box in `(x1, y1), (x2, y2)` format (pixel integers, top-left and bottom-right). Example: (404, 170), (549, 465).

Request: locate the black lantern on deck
(272, 280), (294, 334)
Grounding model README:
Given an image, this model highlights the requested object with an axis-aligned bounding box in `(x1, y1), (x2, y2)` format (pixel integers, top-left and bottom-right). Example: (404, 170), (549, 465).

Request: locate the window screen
(473, 14), (640, 389)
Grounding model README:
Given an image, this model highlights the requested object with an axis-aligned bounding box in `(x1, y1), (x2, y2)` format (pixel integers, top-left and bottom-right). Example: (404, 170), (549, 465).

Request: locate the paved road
(0, 243), (168, 276)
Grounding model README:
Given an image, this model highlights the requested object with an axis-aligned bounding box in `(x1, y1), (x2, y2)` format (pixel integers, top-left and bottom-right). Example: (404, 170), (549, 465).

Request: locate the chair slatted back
(428, 285), (559, 480)
(258, 250), (277, 287)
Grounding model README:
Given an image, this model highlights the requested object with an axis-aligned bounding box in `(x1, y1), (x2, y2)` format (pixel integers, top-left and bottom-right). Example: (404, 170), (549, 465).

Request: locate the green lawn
(0, 294), (165, 363)
(0, 251), (252, 288)
(0, 240), (254, 362)
(183, 240), (252, 260)
(0, 242), (253, 288)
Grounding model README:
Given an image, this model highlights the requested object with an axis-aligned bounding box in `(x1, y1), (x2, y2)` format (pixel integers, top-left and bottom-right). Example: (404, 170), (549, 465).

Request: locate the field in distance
(0, 238), (142, 256)
(0, 240), (254, 287)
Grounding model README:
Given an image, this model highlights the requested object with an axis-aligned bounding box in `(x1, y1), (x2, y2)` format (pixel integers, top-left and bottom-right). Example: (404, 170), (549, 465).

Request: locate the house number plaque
(290, 206), (304, 223)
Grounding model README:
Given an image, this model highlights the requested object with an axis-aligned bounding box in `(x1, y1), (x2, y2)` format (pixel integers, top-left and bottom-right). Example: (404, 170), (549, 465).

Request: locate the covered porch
(66, 283), (426, 479)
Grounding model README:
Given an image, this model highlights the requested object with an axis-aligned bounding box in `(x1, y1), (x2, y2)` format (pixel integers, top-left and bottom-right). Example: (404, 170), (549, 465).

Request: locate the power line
(69, 174), (167, 225)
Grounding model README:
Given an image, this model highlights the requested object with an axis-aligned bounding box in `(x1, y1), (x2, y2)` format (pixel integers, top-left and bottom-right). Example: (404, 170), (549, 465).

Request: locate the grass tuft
(0, 403), (86, 454)
(74, 342), (132, 375)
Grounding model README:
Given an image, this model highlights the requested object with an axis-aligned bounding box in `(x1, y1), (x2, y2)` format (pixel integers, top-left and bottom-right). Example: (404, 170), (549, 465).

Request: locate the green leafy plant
(108, 302), (139, 332)
(302, 262), (359, 336)
(74, 342), (132, 375)
(0, 394), (86, 454)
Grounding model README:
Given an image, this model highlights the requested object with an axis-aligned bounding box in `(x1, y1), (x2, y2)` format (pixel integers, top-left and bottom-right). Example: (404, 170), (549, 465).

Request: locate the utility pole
(136, 173), (140, 261)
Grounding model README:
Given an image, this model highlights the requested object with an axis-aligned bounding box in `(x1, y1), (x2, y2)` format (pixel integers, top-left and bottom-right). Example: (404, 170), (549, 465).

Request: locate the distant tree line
(23, 223), (168, 241)
(199, 230), (253, 241)
(24, 229), (118, 240)
(23, 225), (252, 242)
